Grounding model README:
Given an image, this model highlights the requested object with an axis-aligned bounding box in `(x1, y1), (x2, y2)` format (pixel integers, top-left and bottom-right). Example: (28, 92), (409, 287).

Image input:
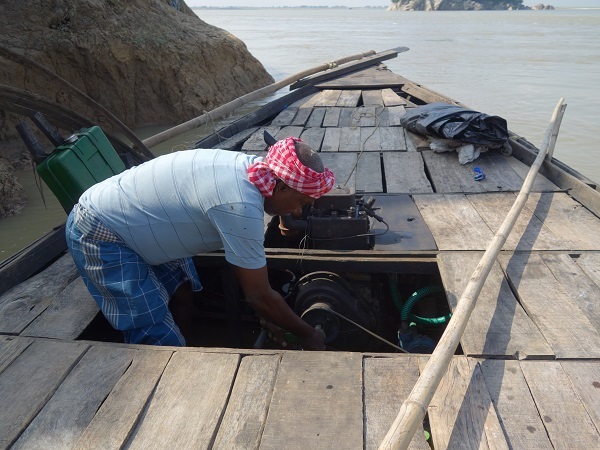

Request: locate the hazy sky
(187, 0), (600, 7)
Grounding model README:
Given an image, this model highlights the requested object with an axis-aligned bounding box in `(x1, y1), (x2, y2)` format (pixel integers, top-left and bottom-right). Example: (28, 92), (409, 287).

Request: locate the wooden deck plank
(479, 360), (553, 449)
(12, 345), (135, 449)
(322, 107), (341, 127)
(319, 152), (357, 191)
(561, 361), (600, 437)
(306, 108), (325, 128)
(75, 349), (172, 450)
(525, 193), (600, 250)
(291, 107), (312, 126)
(382, 153), (433, 194)
(0, 340), (88, 449)
(370, 194), (438, 251)
(338, 107), (356, 127)
(466, 192), (567, 251)
(21, 277), (99, 340)
(575, 252), (600, 287)
(541, 253), (600, 335)
(316, 65), (408, 89)
(379, 127), (407, 151)
(213, 127), (258, 151)
(321, 127), (341, 152)
(127, 352), (239, 449)
(413, 194), (495, 250)
(271, 107), (299, 126)
(241, 126), (281, 152)
(361, 127), (382, 151)
(505, 156), (560, 191)
(387, 106), (406, 126)
(499, 253), (600, 358)
(259, 352), (363, 449)
(288, 92), (320, 108)
(355, 106), (378, 127)
(381, 88), (407, 106)
(336, 90), (361, 107)
(406, 130), (430, 151)
(520, 361), (600, 449)
(212, 354), (280, 450)
(299, 127), (325, 151)
(420, 357), (509, 450)
(339, 127), (362, 152)
(0, 253), (79, 334)
(314, 89), (342, 107)
(438, 252), (554, 359)
(0, 336), (33, 375)
(356, 152), (383, 192)
(364, 356), (429, 450)
(275, 126), (304, 140)
(362, 90), (384, 106)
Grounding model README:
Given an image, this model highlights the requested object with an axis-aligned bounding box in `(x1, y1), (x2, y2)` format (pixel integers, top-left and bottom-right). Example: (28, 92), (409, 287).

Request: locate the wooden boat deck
(2, 58), (600, 448)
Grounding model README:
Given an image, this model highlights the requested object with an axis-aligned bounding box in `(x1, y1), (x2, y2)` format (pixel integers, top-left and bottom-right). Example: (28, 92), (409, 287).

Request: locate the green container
(36, 126), (126, 213)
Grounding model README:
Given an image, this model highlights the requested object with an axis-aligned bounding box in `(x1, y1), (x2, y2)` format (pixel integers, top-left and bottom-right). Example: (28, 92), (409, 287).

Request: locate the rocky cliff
(0, 0), (274, 217)
(388, 0), (554, 10)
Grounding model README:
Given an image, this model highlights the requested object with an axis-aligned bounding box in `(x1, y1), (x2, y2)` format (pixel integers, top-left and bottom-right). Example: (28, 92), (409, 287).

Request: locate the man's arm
(232, 264), (325, 350)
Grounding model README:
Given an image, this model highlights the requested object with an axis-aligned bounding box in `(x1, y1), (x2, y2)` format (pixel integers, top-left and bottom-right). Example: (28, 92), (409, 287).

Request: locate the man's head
(247, 137), (335, 216)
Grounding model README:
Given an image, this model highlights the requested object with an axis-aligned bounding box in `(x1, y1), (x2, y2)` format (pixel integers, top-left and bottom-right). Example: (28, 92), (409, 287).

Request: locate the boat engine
(276, 186), (385, 250)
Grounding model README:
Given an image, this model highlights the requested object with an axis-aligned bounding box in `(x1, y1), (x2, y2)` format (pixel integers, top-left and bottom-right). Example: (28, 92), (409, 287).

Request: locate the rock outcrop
(0, 0), (274, 216)
(0, 158), (26, 217)
(388, 0), (553, 10)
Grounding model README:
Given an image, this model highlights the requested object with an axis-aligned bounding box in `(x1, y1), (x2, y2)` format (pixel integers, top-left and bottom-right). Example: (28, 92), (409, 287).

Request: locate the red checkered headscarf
(247, 137), (335, 199)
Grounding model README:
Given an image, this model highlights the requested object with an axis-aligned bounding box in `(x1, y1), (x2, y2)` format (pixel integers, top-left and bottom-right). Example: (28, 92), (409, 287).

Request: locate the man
(66, 136), (335, 349)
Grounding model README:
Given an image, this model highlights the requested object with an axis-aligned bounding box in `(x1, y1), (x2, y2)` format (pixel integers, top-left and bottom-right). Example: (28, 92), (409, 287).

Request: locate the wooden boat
(2, 47), (600, 449)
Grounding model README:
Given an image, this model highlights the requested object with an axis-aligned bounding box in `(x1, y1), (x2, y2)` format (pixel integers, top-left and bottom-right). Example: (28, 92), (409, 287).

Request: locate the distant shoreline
(191, 6), (599, 11)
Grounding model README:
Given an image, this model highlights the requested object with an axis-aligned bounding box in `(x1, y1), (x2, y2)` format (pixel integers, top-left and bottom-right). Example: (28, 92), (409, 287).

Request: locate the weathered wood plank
(315, 65), (408, 89)
(420, 357), (509, 450)
(291, 107), (312, 126)
(561, 361), (600, 436)
(382, 153), (433, 194)
(336, 90), (361, 107)
(466, 192), (566, 251)
(520, 360), (600, 449)
(479, 360), (553, 449)
(381, 88), (407, 106)
(0, 253), (79, 334)
(321, 127), (341, 152)
(362, 90), (384, 106)
(387, 106), (406, 126)
(314, 89), (342, 107)
(404, 129), (418, 152)
(299, 127), (325, 151)
(75, 349), (172, 450)
(575, 252), (600, 287)
(525, 192), (600, 250)
(21, 277), (99, 340)
(12, 345), (135, 449)
(289, 92), (320, 108)
(370, 194), (438, 251)
(438, 252), (553, 359)
(306, 108), (325, 128)
(379, 127), (407, 151)
(0, 340), (88, 448)
(260, 352), (363, 449)
(213, 127), (258, 151)
(355, 106), (378, 127)
(364, 356), (429, 450)
(338, 107), (356, 127)
(319, 152), (357, 191)
(338, 127), (362, 152)
(0, 336), (33, 376)
(402, 81), (457, 105)
(406, 130), (430, 151)
(505, 156), (560, 191)
(127, 352), (239, 449)
(499, 253), (600, 358)
(212, 355), (280, 450)
(271, 107), (299, 126)
(275, 126), (304, 141)
(322, 107), (341, 127)
(361, 127), (382, 151)
(413, 194), (495, 250)
(356, 152), (383, 192)
(540, 253), (600, 336)
(241, 126), (281, 152)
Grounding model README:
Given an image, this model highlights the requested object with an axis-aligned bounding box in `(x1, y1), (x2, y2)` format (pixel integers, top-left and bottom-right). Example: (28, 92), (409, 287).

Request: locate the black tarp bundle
(400, 103), (509, 149)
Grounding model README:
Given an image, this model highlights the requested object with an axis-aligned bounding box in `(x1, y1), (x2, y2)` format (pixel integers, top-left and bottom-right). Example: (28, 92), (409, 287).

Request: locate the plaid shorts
(66, 203), (202, 346)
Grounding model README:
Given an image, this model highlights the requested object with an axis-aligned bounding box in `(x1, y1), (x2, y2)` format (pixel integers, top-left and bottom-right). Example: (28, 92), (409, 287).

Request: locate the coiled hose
(389, 278), (451, 326)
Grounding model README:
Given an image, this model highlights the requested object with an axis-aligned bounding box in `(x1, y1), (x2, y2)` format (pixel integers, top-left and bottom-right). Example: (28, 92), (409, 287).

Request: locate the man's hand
(299, 327), (326, 351)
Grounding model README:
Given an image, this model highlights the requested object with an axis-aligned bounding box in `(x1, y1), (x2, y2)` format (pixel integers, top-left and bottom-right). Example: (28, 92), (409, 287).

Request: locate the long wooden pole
(378, 98), (566, 450)
(141, 50), (376, 149)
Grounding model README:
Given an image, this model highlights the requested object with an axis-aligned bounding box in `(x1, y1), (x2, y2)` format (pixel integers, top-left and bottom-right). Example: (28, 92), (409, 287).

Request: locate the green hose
(389, 281), (451, 326)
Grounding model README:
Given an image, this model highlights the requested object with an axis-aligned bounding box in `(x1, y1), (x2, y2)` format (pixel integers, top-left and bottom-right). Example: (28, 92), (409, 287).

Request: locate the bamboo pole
(378, 98), (566, 450)
(141, 50), (377, 149)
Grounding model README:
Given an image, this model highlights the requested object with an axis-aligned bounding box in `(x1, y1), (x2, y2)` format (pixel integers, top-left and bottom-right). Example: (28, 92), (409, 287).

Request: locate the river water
(1, 7), (599, 261)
